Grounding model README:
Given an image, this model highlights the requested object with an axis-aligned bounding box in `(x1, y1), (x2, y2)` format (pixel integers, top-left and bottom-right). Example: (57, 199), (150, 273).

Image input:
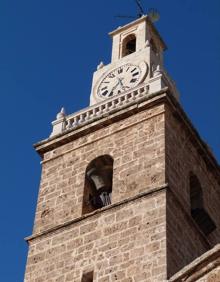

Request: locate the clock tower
(24, 14), (220, 282)
(89, 15), (178, 105)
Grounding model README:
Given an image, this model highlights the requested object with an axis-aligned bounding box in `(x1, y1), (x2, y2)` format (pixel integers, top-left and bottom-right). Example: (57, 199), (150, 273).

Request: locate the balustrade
(51, 83), (150, 137)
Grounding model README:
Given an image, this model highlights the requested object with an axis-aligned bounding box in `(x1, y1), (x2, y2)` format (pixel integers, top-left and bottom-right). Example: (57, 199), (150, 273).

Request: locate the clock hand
(112, 81), (120, 91)
(108, 81), (120, 97)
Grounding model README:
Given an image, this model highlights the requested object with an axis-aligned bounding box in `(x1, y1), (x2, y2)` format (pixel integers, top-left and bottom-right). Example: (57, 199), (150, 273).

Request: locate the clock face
(97, 63), (142, 98)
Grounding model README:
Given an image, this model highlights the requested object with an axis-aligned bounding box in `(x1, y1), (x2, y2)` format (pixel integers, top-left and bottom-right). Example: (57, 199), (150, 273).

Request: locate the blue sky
(0, 0), (219, 281)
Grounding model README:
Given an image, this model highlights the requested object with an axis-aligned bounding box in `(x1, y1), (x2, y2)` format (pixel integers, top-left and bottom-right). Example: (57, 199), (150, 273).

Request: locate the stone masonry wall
(166, 190), (209, 278)
(25, 191), (167, 282)
(33, 104), (165, 234)
(25, 95), (220, 281)
(165, 104), (220, 277)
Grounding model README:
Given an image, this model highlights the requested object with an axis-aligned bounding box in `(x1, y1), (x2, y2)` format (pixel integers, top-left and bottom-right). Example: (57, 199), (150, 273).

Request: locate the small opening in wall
(82, 155), (114, 215)
(81, 271), (93, 282)
(122, 34), (136, 57)
(190, 172), (216, 235)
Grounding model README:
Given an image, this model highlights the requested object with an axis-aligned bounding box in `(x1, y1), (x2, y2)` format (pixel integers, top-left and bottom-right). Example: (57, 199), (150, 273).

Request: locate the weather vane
(135, 0), (145, 17)
(116, 0), (160, 22)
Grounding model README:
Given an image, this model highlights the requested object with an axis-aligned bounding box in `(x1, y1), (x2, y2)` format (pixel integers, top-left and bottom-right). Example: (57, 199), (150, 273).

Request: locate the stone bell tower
(24, 15), (220, 282)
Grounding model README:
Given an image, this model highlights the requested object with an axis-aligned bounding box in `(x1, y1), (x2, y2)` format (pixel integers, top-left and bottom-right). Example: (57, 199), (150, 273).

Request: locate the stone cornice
(25, 184), (168, 243)
(25, 184), (213, 252)
(34, 85), (168, 156)
(33, 87), (220, 186)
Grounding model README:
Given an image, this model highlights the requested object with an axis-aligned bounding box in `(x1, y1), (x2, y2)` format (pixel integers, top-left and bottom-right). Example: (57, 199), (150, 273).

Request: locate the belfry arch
(189, 172), (216, 235)
(122, 34), (136, 57)
(82, 155), (114, 215)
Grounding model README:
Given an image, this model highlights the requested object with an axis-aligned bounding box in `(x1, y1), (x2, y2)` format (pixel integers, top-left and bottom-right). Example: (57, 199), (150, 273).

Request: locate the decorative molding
(50, 71), (179, 137)
(50, 83), (150, 137)
(25, 184), (168, 243)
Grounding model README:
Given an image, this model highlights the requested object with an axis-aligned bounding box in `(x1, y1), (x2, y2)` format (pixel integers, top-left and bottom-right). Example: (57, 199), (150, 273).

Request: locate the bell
(86, 168), (106, 191)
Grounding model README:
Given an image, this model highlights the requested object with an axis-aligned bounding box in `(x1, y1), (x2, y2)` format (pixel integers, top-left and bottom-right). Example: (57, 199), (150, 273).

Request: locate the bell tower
(89, 15), (178, 106)
(24, 13), (220, 282)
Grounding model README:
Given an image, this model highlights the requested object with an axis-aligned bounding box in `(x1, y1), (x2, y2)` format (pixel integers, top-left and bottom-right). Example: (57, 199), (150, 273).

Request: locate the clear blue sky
(0, 0), (219, 281)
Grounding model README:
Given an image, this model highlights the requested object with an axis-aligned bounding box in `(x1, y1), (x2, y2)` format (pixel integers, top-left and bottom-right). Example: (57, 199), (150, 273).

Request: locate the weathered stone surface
(165, 104), (220, 278)
(33, 103), (166, 235)
(25, 192), (167, 282)
(24, 93), (220, 281)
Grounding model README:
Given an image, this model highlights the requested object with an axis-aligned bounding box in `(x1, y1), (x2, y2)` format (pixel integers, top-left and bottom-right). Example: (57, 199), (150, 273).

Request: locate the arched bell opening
(189, 172), (216, 236)
(82, 155), (114, 215)
(122, 34), (136, 58)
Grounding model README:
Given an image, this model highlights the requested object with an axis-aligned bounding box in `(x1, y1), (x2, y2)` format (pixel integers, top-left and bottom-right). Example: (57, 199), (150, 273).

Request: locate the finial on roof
(56, 107), (66, 120)
(144, 40), (150, 48)
(97, 61), (104, 70)
(153, 65), (162, 77)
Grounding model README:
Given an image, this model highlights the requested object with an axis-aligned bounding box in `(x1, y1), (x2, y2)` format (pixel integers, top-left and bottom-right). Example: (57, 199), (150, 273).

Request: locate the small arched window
(190, 173), (216, 235)
(82, 155), (113, 215)
(122, 34), (136, 57)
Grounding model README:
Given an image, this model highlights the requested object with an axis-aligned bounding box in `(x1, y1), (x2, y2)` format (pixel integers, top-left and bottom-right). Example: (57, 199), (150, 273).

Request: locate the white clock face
(97, 64), (142, 98)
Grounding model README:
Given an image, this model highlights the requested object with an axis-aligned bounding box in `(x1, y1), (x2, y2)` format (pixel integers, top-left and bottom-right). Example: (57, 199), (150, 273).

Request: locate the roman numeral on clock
(131, 68), (137, 73)
(118, 68), (123, 74)
(102, 90), (108, 96)
(132, 72), (139, 77)
(108, 73), (115, 78)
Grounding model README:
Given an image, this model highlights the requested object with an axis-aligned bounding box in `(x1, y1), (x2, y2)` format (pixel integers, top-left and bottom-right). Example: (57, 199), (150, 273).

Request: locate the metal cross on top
(116, 0), (160, 22)
(134, 0), (145, 18)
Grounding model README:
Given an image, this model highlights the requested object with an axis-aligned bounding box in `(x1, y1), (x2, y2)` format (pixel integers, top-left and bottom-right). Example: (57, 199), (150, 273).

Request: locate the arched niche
(122, 34), (136, 58)
(189, 172), (216, 236)
(82, 155), (114, 215)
